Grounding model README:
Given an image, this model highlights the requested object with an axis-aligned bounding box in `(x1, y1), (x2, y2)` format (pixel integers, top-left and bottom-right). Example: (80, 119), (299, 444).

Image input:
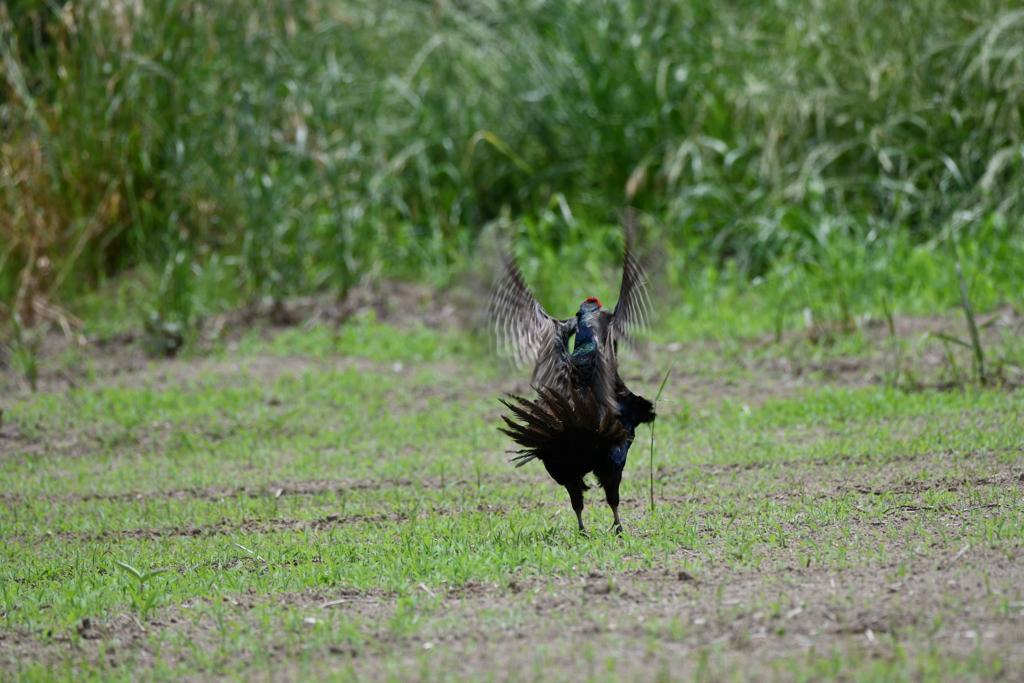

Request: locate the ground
(1, 297), (1023, 682)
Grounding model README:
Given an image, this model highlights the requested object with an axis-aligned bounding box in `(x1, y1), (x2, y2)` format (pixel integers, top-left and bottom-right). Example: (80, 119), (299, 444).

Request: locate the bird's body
(490, 216), (655, 533)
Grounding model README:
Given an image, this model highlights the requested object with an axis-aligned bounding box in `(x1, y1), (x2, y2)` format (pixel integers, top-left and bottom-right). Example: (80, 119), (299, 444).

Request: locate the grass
(3, 0), (1024, 356)
(1, 320), (1022, 681)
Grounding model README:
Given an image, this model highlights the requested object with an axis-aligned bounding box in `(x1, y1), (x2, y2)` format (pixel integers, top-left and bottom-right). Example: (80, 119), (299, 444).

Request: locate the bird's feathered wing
(594, 212), (652, 410)
(489, 250), (577, 397)
(609, 209), (653, 345)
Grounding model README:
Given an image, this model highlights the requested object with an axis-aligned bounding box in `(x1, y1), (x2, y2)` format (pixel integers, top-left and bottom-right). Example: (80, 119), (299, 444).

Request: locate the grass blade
(649, 363), (675, 513)
(113, 560), (143, 581)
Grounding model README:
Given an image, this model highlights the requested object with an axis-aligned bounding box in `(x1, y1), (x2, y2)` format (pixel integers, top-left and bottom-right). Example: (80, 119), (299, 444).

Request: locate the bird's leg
(610, 506), (623, 535)
(603, 470), (624, 534)
(567, 482), (586, 535)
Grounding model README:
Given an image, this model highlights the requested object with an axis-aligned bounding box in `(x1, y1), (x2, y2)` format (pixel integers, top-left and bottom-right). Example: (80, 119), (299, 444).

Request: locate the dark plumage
(489, 213), (655, 533)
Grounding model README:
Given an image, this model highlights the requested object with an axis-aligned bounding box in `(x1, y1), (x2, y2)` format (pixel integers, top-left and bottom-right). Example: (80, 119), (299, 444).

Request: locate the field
(2, 292), (1023, 682)
(3, 0), (1024, 680)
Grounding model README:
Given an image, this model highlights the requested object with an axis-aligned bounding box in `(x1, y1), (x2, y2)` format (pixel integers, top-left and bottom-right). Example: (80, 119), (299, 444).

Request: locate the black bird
(489, 215), (655, 533)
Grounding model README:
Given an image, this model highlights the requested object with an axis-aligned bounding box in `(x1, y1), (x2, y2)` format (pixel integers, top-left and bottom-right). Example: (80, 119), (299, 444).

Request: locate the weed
(7, 315), (40, 391)
(957, 261), (987, 384)
(112, 561), (170, 622)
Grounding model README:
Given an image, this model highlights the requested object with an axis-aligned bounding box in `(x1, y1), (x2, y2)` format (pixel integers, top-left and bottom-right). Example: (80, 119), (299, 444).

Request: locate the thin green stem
(649, 363), (674, 513)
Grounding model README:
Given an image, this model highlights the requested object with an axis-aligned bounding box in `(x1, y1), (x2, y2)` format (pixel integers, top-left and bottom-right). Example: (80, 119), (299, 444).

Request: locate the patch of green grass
(236, 316), (477, 363)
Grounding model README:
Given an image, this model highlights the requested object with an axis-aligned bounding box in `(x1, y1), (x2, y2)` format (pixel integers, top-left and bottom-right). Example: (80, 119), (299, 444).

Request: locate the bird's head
(576, 297), (602, 324)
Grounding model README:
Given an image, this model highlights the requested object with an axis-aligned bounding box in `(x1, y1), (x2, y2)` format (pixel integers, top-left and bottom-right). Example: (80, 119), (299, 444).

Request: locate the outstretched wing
(489, 249), (577, 396)
(610, 208), (652, 345)
(594, 210), (652, 409)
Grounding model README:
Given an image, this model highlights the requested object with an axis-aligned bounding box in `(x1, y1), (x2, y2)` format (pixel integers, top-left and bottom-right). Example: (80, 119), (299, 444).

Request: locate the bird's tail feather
(499, 386), (630, 469)
(509, 453), (537, 468)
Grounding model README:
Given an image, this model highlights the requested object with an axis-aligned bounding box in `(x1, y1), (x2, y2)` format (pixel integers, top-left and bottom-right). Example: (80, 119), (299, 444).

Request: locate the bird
(489, 213), (655, 534)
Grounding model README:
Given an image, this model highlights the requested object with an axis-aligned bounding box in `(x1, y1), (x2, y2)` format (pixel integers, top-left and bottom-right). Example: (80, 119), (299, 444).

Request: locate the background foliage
(1, 0), (1023, 340)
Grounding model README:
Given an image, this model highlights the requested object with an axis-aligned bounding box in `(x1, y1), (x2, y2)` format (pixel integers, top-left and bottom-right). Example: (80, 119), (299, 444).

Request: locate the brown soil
(0, 281), (479, 396)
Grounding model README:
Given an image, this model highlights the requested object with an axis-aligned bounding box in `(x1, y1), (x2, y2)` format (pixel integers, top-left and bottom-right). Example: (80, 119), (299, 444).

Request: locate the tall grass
(1, 0), (1023, 343)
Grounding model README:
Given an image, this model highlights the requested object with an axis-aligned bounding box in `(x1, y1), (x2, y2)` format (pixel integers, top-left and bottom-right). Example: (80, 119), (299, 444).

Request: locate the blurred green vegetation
(1, 0), (1023, 343)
